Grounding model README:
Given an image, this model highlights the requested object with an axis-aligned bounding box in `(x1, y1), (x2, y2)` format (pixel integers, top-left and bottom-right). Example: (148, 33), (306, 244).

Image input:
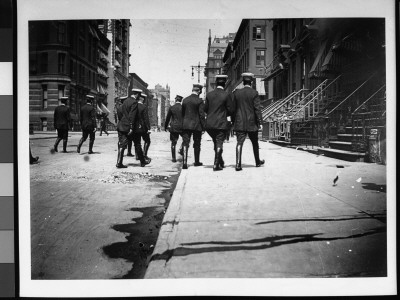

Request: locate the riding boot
(219, 149), (225, 168)
(253, 144), (265, 167)
(62, 139), (68, 153)
(126, 141), (134, 156)
(182, 146), (188, 169)
(136, 145), (151, 167)
(116, 146), (127, 168)
(77, 138), (84, 153)
(213, 147), (223, 171)
(178, 143), (183, 156)
(235, 144), (243, 171)
(54, 137), (62, 152)
(171, 145), (177, 162)
(193, 148), (203, 166)
(135, 149), (139, 160)
(143, 141), (150, 159)
(88, 140), (94, 154)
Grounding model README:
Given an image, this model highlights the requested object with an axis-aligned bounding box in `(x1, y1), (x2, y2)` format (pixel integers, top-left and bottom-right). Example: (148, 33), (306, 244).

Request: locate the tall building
(150, 84), (170, 128)
(205, 32), (235, 93)
(29, 19), (131, 131)
(222, 19), (274, 101)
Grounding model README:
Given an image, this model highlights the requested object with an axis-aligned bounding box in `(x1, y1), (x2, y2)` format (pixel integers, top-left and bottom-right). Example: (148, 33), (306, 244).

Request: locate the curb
(144, 168), (189, 278)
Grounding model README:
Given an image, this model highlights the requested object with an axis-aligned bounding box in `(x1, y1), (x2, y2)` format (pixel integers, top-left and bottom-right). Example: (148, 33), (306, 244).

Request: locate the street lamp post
(191, 62), (206, 83)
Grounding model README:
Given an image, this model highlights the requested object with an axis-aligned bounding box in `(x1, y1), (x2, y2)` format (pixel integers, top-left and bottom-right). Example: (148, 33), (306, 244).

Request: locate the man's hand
(165, 127), (168, 132)
(259, 124), (263, 131)
(128, 129), (133, 136)
(93, 128), (97, 133)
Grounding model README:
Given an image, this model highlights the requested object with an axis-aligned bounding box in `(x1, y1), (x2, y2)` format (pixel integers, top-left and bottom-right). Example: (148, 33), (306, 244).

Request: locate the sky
(129, 19), (242, 100)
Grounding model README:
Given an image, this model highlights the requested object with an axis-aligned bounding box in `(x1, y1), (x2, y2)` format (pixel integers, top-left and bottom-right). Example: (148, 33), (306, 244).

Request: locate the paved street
(30, 131), (387, 280)
(30, 131), (181, 279)
(145, 135), (387, 278)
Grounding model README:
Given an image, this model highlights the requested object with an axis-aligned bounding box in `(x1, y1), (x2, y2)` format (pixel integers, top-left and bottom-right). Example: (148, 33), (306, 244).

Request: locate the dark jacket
(54, 104), (71, 130)
(165, 103), (183, 133)
(80, 103), (97, 131)
(134, 102), (150, 133)
(117, 97), (138, 132)
(182, 94), (205, 131)
(232, 86), (262, 132)
(204, 88), (233, 130)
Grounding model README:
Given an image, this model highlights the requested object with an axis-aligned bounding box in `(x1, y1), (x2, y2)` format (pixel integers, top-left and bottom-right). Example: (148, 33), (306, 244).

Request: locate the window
(216, 61), (220, 67)
(253, 26), (265, 40)
(40, 52), (48, 73)
(256, 50), (265, 66)
(58, 22), (66, 43)
(42, 85), (48, 109)
(58, 53), (66, 74)
(58, 85), (65, 105)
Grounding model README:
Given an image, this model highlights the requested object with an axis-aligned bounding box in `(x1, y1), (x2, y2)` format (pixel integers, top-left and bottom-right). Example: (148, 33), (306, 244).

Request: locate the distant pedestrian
(165, 95), (184, 162)
(232, 73), (264, 171)
(204, 75), (233, 171)
(181, 83), (206, 169)
(136, 93), (151, 161)
(99, 113), (109, 136)
(53, 96), (71, 153)
(77, 95), (97, 154)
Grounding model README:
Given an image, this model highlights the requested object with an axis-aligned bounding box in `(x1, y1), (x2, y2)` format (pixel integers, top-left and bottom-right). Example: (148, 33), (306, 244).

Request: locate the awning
(100, 53), (109, 63)
(114, 60), (121, 68)
(321, 33), (341, 72)
(264, 64), (285, 81)
(100, 103), (110, 115)
(97, 84), (106, 95)
(308, 39), (328, 77)
(115, 46), (121, 54)
(97, 67), (108, 78)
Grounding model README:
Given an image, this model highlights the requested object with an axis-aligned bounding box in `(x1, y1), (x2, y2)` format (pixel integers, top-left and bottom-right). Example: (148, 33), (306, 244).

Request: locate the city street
(29, 131), (388, 279)
(30, 131), (181, 279)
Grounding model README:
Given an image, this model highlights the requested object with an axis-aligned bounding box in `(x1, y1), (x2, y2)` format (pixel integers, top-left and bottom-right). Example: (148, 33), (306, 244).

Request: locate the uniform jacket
(182, 94), (205, 131)
(232, 86), (262, 132)
(80, 103), (97, 131)
(117, 96), (138, 132)
(54, 104), (71, 130)
(204, 88), (233, 130)
(134, 102), (150, 133)
(165, 103), (183, 133)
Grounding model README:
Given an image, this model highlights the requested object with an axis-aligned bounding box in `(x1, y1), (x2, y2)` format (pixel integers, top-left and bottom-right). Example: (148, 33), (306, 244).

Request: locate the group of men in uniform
(51, 72), (263, 172)
(165, 72), (264, 171)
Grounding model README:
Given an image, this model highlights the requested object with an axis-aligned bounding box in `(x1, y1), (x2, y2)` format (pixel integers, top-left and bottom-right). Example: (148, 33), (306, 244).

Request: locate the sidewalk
(145, 135), (387, 279)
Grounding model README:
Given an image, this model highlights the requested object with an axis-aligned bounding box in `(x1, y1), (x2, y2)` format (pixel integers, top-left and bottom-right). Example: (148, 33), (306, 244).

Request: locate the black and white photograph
(18, 0), (396, 297)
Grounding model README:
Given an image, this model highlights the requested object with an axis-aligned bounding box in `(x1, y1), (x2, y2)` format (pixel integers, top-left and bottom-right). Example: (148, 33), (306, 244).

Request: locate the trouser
(207, 129), (226, 149)
(132, 133), (146, 163)
(182, 130), (202, 149)
(78, 129), (95, 152)
(236, 131), (261, 164)
(54, 129), (69, 151)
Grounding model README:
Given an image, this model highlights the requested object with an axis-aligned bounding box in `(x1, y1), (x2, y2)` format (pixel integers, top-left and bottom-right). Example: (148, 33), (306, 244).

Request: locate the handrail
(351, 84), (386, 115)
(262, 92), (296, 117)
(325, 72), (376, 117)
(291, 74), (342, 118)
(264, 90), (305, 120)
(285, 79), (329, 116)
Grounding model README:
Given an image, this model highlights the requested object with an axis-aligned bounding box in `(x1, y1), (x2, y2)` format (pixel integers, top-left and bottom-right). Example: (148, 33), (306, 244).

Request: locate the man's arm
(199, 100), (206, 131)
(253, 92), (262, 129)
(165, 108), (172, 130)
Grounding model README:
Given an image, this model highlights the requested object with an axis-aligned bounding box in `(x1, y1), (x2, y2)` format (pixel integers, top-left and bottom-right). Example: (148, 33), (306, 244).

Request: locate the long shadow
(151, 226), (386, 266)
(362, 182), (386, 193)
(255, 214), (385, 225)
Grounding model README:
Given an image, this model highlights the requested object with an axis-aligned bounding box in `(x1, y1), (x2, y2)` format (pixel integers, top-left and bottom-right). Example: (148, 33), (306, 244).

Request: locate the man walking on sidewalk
(232, 73), (264, 171)
(77, 95), (97, 154)
(53, 96), (71, 153)
(165, 95), (184, 162)
(181, 84), (206, 169)
(204, 75), (233, 171)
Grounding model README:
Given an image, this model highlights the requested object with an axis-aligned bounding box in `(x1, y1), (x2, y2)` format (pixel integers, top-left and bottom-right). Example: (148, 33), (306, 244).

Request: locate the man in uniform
(232, 73), (265, 171)
(165, 95), (184, 162)
(53, 96), (71, 153)
(77, 95), (97, 154)
(204, 75), (232, 171)
(181, 83), (206, 169)
(136, 93), (152, 161)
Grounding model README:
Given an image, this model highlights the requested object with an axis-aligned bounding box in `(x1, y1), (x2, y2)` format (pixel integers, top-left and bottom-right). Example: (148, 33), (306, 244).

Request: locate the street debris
(356, 177), (362, 182)
(100, 172), (168, 184)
